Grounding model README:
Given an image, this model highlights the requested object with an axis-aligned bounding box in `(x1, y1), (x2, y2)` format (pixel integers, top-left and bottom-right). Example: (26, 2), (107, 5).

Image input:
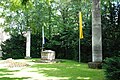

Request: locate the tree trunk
(92, 0), (102, 62)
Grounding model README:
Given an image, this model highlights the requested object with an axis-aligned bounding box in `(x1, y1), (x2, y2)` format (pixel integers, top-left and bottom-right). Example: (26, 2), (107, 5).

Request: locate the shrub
(31, 33), (41, 58)
(1, 33), (42, 59)
(1, 34), (26, 59)
(103, 56), (120, 80)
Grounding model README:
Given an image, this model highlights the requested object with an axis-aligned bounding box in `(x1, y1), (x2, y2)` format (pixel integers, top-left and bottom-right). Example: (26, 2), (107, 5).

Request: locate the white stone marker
(0, 30), (3, 57)
(23, 29), (31, 58)
(41, 50), (55, 61)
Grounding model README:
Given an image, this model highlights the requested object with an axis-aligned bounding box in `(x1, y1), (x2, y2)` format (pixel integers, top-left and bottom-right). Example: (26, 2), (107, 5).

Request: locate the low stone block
(88, 62), (102, 69)
(41, 50), (55, 61)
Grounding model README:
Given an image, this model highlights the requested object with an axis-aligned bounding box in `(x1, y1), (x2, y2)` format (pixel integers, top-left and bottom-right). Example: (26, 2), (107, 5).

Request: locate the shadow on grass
(0, 77), (30, 80)
(32, 59), (66, 63)
(0, 73), (13, 76)
(0, 69), (19, 72)
(0, 68), (19, 77)
(31, 60), (105, 80)
(0, 68), (30, 80)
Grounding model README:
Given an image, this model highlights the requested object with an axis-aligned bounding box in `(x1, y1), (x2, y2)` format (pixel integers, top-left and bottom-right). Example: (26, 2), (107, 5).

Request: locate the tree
(102, 1), (120, 58)
(1, 0), (110, 62)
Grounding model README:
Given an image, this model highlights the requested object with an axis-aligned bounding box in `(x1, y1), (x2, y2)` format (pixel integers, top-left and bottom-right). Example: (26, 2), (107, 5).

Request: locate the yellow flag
(79, 12), (84, 39)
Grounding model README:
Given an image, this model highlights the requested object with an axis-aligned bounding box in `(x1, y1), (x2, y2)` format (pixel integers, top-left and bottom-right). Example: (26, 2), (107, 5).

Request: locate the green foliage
(103, 56), (120, 80)
(44, 0), (92, 62)
(31, 33), (42, 58)
(21, 0), (29, 5)
(1, 33), (42, 59)
(102, 2), (120, 58)
(1, 34), (26, 59)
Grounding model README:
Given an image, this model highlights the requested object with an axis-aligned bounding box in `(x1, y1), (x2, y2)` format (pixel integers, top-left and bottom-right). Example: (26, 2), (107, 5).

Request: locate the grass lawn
(0, 68), (30, 80)
(31, 59), (105, 80)
(0, 59), (105, 80)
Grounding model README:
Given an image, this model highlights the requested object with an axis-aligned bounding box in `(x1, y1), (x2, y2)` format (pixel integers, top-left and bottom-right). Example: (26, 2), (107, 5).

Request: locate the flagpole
(79, 11), (83, 63)
(79, 38), (81, 63)
(42, 26), (45, 51)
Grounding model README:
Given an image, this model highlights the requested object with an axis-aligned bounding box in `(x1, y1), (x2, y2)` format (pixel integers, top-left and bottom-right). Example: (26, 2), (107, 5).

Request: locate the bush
(1, 34), (26, 59)
(1, 33), (42, 59)
(103, 56), (120, 80)
(31, 33), (42, 58)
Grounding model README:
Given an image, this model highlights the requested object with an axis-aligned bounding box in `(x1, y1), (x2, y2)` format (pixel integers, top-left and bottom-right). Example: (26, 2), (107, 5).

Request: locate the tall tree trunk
(92, 0), (102, 62)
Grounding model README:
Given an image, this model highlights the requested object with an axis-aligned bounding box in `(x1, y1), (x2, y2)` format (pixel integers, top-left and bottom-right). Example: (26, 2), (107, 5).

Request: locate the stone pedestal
(41, 50), (55, 62)
(88, 62), (102, 69)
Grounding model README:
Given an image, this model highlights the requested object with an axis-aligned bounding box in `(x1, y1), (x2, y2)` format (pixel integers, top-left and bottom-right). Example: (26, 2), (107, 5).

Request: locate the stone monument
(23, 28), (31, 58)
(0, 28), (4, 57)
(41, 50), (55, 62)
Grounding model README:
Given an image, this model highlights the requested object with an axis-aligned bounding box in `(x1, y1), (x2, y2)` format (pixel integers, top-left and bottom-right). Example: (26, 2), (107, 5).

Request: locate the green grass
(0, 77), (30, 80)
(0, 69), (30, 80)
(0, 69), (17, 76)
(0, 69), (19, 72)
(0, 59), (105, 80)
(31, 59), (105, 80)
